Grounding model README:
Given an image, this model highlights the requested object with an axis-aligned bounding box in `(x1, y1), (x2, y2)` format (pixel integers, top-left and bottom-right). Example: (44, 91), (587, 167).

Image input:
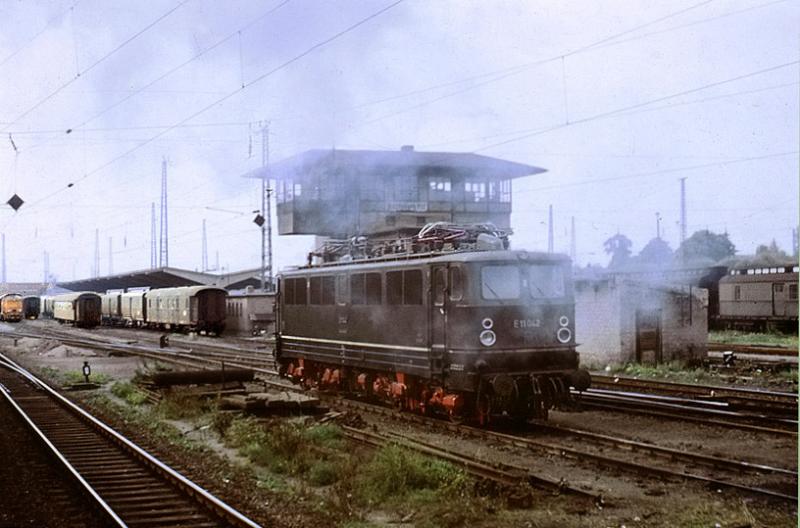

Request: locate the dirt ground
(2, 323), (797, 528)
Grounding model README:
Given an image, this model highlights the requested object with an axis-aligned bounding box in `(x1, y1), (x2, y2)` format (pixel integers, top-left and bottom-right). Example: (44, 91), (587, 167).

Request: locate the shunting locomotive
(276, 223), (590, 423)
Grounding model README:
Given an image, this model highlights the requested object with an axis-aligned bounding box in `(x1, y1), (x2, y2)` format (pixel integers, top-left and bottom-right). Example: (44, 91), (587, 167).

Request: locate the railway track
(5, 326), (796, 434)
(2, 325), (795, 505)
(585, 374), (797, 434)
(327, 395), (798, 504)
(0, 352), (261, 528)
(707, 342), (797, 357)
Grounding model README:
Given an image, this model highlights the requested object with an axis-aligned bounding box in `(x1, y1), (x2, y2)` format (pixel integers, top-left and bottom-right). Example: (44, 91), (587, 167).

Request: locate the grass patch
(110, 381), (148, 406)
(709, 330), (797, 348)
(64, 370), (112, 385)
(606, 361), (713, 383)
(155, 391), (210, 420)
(352, 443), (469, 505)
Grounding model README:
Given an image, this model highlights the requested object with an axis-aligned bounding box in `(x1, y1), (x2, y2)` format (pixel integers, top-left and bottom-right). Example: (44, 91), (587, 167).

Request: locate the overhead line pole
(260, 121), (272, 292)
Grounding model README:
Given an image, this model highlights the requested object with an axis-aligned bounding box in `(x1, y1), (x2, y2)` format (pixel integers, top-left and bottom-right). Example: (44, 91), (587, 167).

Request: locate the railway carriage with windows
(718, 265), (799, 332)
(144, 286), (228, 335)
(22, 296), (40, 319)
(52, 292), (102, 328)
(276, 242), (590, 423)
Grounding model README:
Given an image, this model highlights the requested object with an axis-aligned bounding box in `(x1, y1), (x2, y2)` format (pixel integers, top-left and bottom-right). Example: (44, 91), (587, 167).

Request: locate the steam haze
(0, 0), (796, 282)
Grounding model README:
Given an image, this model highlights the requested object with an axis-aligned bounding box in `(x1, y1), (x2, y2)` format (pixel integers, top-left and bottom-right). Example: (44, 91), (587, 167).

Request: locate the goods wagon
(145, 286), (227, 334)
(52, 292), (102, 328)
(277, 248), (590, 424)
(22, 296), (40, 319)
(717, 265), (798, 332)
(0, 294), (23, 322)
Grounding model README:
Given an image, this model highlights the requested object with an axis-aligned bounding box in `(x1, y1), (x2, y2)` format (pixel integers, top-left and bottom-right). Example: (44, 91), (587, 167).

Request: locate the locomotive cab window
(481, 265), (520, 300)
(790, 284), (798, 301)
(526, 264), (566, 299)
(734, 285), (741, 301)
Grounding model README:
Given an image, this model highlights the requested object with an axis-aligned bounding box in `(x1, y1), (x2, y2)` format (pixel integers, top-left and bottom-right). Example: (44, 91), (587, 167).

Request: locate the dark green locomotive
(276, 248), (590, 423)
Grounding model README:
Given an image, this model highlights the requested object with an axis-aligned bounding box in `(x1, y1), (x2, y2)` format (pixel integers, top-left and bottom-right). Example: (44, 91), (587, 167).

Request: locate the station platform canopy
(58, 267), (221, 293)
(57, 267), (275, 293)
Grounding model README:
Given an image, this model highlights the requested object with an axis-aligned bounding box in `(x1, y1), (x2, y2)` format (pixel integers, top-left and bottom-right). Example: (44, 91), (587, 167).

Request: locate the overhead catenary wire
(470, 60), (799, 154)
(0, 0), (191, 134)
(17, 0), (405, 213)
(64, 0), (292, 134)
(352, 0), (787, 128)
(0, 1), (80, 71)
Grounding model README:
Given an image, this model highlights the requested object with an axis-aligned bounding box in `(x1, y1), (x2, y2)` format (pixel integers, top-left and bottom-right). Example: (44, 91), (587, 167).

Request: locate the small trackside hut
(276, 226), (590, 424)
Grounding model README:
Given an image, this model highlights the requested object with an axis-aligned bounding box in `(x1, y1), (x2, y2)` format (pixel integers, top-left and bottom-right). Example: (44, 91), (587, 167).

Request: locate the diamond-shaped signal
(253, 214), (265, 227)
(7, 194), (23, 211)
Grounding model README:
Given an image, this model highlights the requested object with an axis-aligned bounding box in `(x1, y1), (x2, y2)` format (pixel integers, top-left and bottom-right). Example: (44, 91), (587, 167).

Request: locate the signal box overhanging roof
(243, 148), (545, 181)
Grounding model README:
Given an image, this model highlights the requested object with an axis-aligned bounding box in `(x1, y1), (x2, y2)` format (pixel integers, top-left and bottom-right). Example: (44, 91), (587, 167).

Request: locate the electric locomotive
(276, 224), (590, 423)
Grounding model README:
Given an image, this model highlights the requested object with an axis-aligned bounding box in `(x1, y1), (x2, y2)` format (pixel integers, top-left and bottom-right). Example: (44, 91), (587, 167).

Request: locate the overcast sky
(0, 0), (797, 283)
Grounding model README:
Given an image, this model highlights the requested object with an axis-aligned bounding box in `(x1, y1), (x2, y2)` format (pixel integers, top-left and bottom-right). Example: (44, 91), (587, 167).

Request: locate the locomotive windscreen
(481, 263), (565, 301)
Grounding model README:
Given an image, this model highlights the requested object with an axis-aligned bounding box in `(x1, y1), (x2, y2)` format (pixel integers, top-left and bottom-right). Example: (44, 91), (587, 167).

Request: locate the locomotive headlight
(557, 327), (572, 343)
(559, 315), (569, 327)
(479, 329), (496, 347)
(481, 317), (494, 329)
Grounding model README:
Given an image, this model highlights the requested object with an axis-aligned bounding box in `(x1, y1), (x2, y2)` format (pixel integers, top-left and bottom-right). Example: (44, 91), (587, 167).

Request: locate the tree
(604, 233), (633, 269)
(638, 237), (673, 266)
(754, 239), (790, 263)
(675, 230), (736, 264)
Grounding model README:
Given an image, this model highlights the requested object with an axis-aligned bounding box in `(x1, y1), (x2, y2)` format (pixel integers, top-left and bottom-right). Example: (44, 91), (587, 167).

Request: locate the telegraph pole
(1, 233), (5, 284)
(201, 219), (208, 272)
(569, 216), (576, 263)
(150, 202), (157, 269)
(547, 205), (554, 253)
(94, 229), (100, 278)
(159, 158), (169, 268)
(260, 121), (272, 291)
(679, 178), (687, 245)
(108, 237), (113, 275)
(655, 212), (662, 239)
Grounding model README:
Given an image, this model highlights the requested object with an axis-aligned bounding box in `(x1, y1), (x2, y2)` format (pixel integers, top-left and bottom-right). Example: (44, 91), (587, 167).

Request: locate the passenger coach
(276, 249), (589, 423)
(52, 292), (102, 328)
(145, 286), (227, 334)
